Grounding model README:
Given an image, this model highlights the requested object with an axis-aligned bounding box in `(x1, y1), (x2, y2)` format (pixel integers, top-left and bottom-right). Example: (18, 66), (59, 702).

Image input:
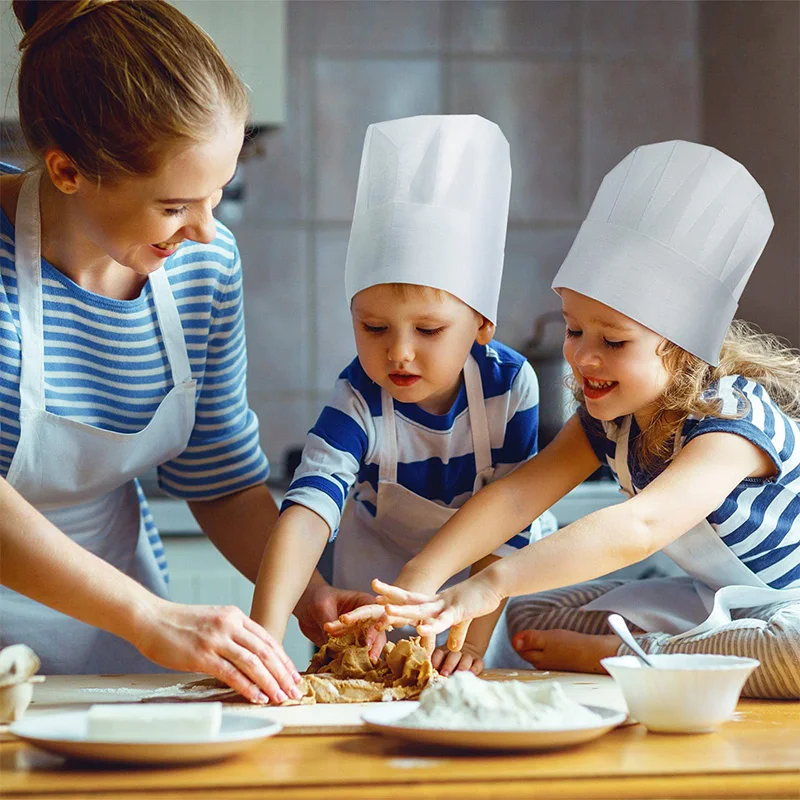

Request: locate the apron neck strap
(15, 172), (46, 409)
(378, 353), (491, 484)
(147, 268), (192, 386)
(613, 416), (635, 496)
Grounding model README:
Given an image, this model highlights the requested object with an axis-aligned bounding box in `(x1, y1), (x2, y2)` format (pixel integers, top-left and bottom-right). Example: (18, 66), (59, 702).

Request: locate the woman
(0, 0), (369, 704)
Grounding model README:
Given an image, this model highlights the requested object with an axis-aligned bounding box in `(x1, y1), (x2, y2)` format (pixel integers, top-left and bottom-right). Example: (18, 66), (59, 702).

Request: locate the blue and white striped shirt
(579, 375), (800, 589)
(0, 163), (269, 577)
(283, 341), (555, 557)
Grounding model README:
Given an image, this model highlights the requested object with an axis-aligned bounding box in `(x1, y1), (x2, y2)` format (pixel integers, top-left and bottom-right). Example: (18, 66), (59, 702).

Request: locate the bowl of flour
(361, 672), (626, 752)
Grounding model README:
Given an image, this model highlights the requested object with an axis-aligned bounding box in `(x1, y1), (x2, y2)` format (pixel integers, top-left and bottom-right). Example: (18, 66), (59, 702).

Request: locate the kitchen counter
(2, 672), (799, 799)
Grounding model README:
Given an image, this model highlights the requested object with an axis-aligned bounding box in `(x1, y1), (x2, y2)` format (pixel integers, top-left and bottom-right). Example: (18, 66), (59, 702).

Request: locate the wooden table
(2, 672), (799, 800)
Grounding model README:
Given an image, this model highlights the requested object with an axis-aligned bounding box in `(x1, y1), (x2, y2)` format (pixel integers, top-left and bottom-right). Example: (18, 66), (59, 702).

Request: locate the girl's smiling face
(560, 289), (671, 428)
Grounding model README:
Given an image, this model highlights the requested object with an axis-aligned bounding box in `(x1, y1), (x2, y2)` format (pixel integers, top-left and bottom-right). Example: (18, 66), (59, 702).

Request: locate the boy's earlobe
(476, 319), (496, 345)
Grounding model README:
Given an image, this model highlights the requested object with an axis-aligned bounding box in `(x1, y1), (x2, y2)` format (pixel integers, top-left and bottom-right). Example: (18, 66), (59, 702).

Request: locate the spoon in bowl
(607, 614), (655, 668)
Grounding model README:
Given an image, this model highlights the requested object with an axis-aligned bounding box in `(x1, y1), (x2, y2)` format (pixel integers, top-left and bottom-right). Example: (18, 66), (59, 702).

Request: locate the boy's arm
(398, 414), (600, 593)
(250, 505), (330, 641)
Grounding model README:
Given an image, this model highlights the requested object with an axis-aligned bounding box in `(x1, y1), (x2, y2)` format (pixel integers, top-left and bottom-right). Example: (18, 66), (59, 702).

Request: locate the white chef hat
(344, 114), (511, 324)
(552, 140), (773, 365)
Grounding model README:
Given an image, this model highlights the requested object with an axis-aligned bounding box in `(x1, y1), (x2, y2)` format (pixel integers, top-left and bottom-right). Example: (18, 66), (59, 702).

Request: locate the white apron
(582, 416), (800, 639)
(0, 172), (197, 674)
(333, 355), (521, 660)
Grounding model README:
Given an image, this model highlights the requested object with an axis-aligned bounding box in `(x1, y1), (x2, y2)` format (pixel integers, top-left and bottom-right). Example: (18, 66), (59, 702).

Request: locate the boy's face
(560, 289), (671, 428)
(352, 284), (494, 414)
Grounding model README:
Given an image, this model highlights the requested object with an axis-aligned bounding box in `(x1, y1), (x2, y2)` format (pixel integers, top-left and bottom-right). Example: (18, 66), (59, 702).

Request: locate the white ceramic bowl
(601, 654), (759, 734)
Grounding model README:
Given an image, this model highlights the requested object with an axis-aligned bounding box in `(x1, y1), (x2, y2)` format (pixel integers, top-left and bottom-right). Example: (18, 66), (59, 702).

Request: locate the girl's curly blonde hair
(573, 320), (800, 468)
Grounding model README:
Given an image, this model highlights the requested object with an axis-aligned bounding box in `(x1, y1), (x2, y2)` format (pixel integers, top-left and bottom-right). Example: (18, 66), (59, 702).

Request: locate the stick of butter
(86, 702), (223, 741)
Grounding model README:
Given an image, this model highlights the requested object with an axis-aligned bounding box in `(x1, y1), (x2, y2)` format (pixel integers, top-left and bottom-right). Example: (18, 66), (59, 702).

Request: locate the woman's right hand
(130, 597), (304, 705)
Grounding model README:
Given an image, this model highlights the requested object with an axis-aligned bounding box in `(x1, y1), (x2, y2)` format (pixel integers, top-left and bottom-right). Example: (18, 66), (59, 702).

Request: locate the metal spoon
(607, 613), (655, 668)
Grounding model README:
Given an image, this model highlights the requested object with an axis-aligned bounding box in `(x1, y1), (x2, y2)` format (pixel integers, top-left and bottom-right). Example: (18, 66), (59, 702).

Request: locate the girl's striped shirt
(0, 163), (269, 577)
(579, 375), (800, 589)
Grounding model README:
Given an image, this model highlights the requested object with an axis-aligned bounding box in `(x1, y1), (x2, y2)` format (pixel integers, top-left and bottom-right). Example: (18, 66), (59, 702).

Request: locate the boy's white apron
(582, 417), (800, 638)
(334, 355), (519, 662)
(0, 172), (196, 674)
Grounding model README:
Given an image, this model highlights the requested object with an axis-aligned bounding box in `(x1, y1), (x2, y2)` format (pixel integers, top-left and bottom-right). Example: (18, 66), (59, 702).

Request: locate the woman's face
(65, 115), (245, 276)
(560, 288), (671, 427)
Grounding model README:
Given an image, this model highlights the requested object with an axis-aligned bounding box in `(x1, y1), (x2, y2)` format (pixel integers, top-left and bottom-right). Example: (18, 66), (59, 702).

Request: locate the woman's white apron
(582, 417), (800, 638)
(0, 172), (196, 673)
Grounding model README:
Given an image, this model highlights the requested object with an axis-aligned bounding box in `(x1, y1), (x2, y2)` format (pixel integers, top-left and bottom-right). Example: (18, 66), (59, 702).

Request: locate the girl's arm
(378, 429), (774, 649)
(0, 477), (301, 704)
(331, 414), (598, 632)
(399, 414), (600, 592)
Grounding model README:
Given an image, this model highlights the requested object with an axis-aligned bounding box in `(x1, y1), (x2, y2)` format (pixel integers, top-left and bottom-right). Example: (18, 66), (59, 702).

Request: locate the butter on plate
(86, 702), (223, 741)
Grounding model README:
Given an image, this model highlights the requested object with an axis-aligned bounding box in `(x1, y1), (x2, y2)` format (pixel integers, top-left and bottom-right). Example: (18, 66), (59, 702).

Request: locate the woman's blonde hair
(12, 0), (249, 182)
(573, 320), (800, 467)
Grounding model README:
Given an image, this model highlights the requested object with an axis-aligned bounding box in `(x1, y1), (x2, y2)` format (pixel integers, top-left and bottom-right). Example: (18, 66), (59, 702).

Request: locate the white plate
(9, 710), (282, 765)
(362, 703), (626, 752)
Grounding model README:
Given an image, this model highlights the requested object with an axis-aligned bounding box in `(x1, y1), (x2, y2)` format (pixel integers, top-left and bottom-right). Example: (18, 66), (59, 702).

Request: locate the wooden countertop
(2, 671), (799, 799)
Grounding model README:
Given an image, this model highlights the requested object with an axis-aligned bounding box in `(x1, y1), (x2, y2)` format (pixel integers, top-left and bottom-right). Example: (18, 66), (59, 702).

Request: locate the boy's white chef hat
(345, 114), (511, 324)
(552, 140), (773, 365)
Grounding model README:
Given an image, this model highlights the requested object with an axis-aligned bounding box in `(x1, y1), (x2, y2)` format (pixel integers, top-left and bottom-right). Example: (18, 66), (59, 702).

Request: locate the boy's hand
(295, 581), (386, 660)
(432, 641), (484, 677)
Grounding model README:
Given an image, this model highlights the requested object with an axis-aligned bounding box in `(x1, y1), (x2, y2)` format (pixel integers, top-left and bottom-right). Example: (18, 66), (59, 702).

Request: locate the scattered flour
(401, 672), (603, 731)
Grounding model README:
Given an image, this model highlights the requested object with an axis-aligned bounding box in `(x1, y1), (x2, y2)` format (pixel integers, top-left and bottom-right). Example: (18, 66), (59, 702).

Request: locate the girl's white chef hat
(345, 114), (511, 324)
(552, 140), (773, 365)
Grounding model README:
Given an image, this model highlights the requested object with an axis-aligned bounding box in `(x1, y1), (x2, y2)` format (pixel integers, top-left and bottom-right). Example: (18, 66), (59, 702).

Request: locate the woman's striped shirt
(0, 163), (269, 577)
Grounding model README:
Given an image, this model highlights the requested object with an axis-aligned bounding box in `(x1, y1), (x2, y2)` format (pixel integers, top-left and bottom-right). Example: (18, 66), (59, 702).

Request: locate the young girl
(343, 140), (800, 699)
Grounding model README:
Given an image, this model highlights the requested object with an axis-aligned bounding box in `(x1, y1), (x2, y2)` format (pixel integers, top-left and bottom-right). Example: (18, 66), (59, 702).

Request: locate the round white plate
(362, 703), (626, 752)
(9, 710), (282, 765)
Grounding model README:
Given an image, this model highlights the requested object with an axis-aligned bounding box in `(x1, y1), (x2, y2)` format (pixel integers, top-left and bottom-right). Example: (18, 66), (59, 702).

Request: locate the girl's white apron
(582, 417), (800, 638)
(0, 172), (196, 673)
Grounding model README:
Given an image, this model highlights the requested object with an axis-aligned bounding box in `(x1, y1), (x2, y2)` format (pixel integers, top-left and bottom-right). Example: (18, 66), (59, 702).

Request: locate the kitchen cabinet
(0, 0), (286, 127)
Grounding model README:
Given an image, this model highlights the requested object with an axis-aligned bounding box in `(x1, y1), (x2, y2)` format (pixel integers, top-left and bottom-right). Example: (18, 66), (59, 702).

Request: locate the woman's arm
(377, 429), (774, 648)
(189, 484), (279, 583)
(0, 476), (301, 703)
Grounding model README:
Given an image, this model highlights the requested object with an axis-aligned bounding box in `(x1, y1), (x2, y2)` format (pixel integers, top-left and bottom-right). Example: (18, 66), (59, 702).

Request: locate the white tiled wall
(235, 0), (702, 474)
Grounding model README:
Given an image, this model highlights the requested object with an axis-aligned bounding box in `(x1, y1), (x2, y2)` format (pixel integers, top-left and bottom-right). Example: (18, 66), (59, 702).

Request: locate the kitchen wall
(237, 0), (702, 474)
(701, 0), (800, 350)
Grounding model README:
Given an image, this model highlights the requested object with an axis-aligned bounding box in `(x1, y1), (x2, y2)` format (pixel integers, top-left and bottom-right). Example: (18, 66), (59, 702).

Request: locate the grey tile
(447, 0), (579, 56)
(449, 61), (581, 223)
(582, 0), (698, 60)
(495, 227), (578, 352)
(581, 60), (700, 210)
(238, 226), (310, 394)
(313, 227), (357, 391)
(304, 0), (443, 55)
(251, 392), (316, 471)
(314, 59), (442, 221)
(239, 58), (312, 224)
(287, 0), (316, 56)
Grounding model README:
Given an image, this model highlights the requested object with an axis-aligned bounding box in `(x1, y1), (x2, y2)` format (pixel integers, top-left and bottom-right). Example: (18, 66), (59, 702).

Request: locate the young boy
(251, 115), (555, 676)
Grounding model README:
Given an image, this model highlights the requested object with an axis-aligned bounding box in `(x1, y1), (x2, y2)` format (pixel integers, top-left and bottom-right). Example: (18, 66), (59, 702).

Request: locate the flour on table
(402, 672), (603, 730)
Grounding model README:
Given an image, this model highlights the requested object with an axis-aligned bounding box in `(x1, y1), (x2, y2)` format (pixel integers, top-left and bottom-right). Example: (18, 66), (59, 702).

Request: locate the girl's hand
(372, 576), (504, 652)
(432, 641), (484, 677)
(131, 598), (304, 705)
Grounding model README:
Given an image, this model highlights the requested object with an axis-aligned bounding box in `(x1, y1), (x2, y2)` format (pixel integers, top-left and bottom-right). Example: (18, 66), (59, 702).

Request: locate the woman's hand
(295, 581), (387, 660)
(372, 576), (505, 652)
(130, 597), (304, 705)
(432, 641), (484, 677)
